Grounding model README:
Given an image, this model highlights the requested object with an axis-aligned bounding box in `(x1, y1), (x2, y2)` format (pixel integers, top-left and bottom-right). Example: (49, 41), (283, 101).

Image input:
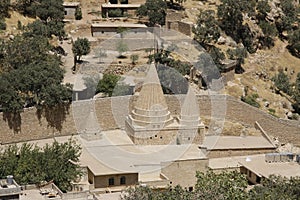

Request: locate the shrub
(241, 94), (260, 108)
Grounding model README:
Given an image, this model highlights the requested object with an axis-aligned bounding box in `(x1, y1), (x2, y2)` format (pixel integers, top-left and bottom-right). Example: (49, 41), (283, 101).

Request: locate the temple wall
(0, 95), (299, 146)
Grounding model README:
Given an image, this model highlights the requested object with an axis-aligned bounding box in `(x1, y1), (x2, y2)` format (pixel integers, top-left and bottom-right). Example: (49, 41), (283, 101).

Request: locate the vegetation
(272, 71), (291, 95)
(193, 10), (220, 46)
(136, 0), (167, 26)
(241, 93), (260, 108)
(75, 7), (82, 20)
(0, 34), (72, 113)
(0, 139), (82, 192)
(72, 38), (91, 62)
(96, 74), (131, 97)
(122, 171), (300, 199)
(15, 0), (66, 39)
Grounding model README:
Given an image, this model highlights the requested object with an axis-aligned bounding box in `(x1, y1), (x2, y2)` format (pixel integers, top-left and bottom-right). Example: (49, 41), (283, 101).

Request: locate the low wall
(0, 95), (299, 146)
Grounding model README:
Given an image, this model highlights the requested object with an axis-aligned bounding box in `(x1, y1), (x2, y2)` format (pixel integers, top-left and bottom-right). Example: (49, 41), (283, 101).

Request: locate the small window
(248, 171), (252, 178)
(120, 176), (126, 185)
(101, 31), (104, 34)
(188, 137), (191, 140)
(64, 11), (67, 15)
(150, 137), (152, 139)
(155, 135), (157, 137)
(188, 187), (193, 192)
(108, 177), (114, 186)
(160, 136), (162, 139)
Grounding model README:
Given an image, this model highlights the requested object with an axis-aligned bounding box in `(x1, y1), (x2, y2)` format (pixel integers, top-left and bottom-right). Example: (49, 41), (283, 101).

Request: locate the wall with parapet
(0, 95), (299, 146)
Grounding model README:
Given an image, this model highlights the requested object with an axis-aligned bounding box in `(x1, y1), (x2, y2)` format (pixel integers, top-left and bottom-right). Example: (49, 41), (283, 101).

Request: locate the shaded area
(2, 112), (22, 133)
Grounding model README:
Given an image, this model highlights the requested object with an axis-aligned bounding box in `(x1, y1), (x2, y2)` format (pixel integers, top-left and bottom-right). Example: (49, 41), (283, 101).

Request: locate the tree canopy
(136, 0), (167, 26)
(0, 139), (82, 192)
(121, 170), (300, 200)
(0, 34), (72, 113)
(72, 38), (91, 62)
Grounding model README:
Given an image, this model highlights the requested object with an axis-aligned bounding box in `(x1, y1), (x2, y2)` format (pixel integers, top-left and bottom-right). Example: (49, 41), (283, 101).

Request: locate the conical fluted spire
(179, 86), (201, 126)
(135, 63), (168, 111)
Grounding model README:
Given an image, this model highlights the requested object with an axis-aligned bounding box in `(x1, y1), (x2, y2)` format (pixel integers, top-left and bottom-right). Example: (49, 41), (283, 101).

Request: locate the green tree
(72, 38), (91, 62)
(195, 170), (248, 199)
(287, 28), (300, 58)
(193, 10), (221, 46)
(248, 175), (300, 200)
(0, 139), (82, 192)
(0, 35), (72, 112)
(0, 0), (10, 18)
(75, 7), (82, 20)
(96, 74), (121, 97)
(227, 47), (247, 73)
(256, 0), (271, 21)
(218, 0), (256, 45)
(272, 71), (291, 94)
(136, 0), (167, 26)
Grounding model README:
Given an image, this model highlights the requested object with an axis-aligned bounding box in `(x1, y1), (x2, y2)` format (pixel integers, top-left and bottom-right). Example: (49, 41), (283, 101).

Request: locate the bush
(0, 20), (6, 30)
(241, 94), (260, 108)
(108, 9), (123, 17)
(75, 7), (82, 20)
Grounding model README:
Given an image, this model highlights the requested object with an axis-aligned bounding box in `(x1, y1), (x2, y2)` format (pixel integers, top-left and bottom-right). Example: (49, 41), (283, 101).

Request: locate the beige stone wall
(177, 21), (193, 36)
(161, 159), (208, 189)
(207, 148), (275, 158)
(0, 95), (299, 146)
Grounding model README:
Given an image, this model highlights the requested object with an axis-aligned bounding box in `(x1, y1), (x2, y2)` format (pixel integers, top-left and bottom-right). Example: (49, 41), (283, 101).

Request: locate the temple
(125, 63), (205, 145)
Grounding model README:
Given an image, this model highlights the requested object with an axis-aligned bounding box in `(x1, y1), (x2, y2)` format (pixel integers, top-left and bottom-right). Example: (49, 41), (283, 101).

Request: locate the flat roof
(91, 23), (147, 28)
(209, 154), (265, 170)
(80, 130), (206, 177)
(203, 135), (276, 150)
(101, 3), (141, 8)
(239, 155), (300, 178)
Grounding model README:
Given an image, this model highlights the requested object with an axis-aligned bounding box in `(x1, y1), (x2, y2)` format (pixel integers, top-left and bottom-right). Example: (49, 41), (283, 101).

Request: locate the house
(0, 176), (21, 200)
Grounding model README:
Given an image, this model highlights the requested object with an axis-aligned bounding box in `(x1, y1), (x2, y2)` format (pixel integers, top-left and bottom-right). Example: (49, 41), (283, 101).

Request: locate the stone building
(125, 64), (205, 145)
(0, 176), (21, 200)
(63, 2), (80, 20)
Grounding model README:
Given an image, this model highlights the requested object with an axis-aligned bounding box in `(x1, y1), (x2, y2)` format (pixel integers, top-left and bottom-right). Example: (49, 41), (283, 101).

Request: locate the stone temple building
(125, 63), (205, 145)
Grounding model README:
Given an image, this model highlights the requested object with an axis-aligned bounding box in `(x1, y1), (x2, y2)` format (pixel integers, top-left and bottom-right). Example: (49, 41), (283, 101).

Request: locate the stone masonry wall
(0, 95), (299, 145)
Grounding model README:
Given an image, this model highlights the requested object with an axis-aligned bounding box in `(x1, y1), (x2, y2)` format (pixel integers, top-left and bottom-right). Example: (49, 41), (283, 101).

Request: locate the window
(248, 171), (252, 178)
(108, 177), (114, 186)
(189, 187), (193, 192)
(120, 176), (126, 185)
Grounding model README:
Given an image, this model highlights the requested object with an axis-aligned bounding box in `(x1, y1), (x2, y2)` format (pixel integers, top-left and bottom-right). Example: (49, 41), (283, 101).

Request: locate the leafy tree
(195, 170), (248, 199)
(116, 40), (129, 58)
(136, 0), (167, 26)
(256, 0), (271, 21)
(0, 0), (10, 18)
(23, 20), (50, 38)
(276, 0), (299, 35)
(0, 139), (82, 192)
(193, 10), (221, 46)
(75, 6), (82, 20)
(206, 45), (225, 72)
(72, 38), (91, 62)
(272, 71), (291, 94)
(287, 28), (300, 58)
(0, 19), (6, 30)
(96, 74), (121, 97)
(33, 0), (64, 22)
(248, 175), (300, 200)
(227, 47), (247, 73)
(218, 0), (257, 46)
(0, 35), (72, 112)
(292, 72), (300, 113)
